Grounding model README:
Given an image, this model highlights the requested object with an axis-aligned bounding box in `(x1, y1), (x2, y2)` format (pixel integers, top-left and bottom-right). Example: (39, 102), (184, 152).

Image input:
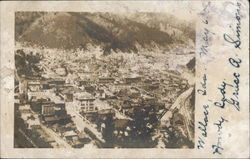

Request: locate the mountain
(125, 13), (195, 44)
(15, 12), (45, 40)
(16, 12), (195, 54)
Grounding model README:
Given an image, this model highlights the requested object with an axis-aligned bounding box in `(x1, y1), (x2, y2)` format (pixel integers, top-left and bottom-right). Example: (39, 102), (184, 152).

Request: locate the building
(54, 67), (67, 76)
(78, 131), (90, 143)
(14, 93), (19, 104)
(27, 81), (42, 92)
(63, 130), (78, 141)
(27, 118), (41, 129)
(19, 80), (28, 94)
(21, 112), (32, 121)
(98, 77), (115, 84)
(30, 99), (52, 113)
(43, 116), (59, 124)
(27, 91), (50, 101)
(60, 86), (81, 102)
(64, 93), (73, 102)
(124, 77), (141, 84)
(54, 104), (67, 118)
(48, 79), (65, 87)
(74, 92), (96, 113)
(19, 104), (31, 113)
(27, 79), (51, 92)
(78, 98), (96, 113)
(78, 80), (88, 86)
(43, 115), (71, 124)
(41, 104), (55, 116)
(40, 101), (70, 124)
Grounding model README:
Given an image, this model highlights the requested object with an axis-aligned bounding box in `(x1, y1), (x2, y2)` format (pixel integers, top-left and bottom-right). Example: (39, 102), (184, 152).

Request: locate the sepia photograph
(14, 12), (195, 148)
(13, 12), (196, 149)
(0, 1), (249, 158)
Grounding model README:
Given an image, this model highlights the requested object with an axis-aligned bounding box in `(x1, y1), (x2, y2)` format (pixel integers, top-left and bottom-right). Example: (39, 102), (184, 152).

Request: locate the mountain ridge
(16, 12), (195, 54)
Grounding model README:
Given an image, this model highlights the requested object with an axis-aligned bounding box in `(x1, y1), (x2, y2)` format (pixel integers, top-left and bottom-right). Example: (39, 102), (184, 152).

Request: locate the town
(14, 45), (195, 148)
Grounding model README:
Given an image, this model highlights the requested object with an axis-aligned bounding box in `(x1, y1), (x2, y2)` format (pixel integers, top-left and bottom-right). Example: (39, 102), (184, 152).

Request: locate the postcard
(0, 0), (249, 158)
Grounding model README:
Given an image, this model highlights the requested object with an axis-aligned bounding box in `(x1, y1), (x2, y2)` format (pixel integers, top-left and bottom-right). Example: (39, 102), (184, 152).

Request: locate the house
(64, 93), (73, 102)
(41, 104), (55, 116)
(27, 81), (42, 92)
(19, 104), (31, 113)
(94, 99), (112, 112)
(84, 86), (95, 93)
(27, 118), (41, 129)
(55, 103), (65, 110)
(30, 99), (52, 113)
(42, 83), (51, 90)
(55, 67), (67, 76)
(60, 86), (80, 102)
(43, 113), (71, 124)
(148, 83), (160, 90)
(48, 79), (65, 87)
(75, 92), (96, 113)
(72, 140), (85, 148)
(124, 77), (141, 84)
(21, 113), (32, 121)
(14, 93), (20, 104)
(78, 132), (91, 143)
(98, 77), (115, 84)
(51, 123), (61, 132)
(44, 136), (56, 144)
(78, 80), (88, 86)
(19, 80), (28, 94)
(30, 79), (51, 90)
(97, 109), (115, 115)
(27, 91), (51, 101)
(19, 93), (28, 104)
(43, 116), (60, 124)
(64, 130), (78, 141)
(78, 98), (96, 113)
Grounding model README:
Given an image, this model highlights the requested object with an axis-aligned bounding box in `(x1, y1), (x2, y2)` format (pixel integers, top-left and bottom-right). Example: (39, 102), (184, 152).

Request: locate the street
(40, 124), (71, 148)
